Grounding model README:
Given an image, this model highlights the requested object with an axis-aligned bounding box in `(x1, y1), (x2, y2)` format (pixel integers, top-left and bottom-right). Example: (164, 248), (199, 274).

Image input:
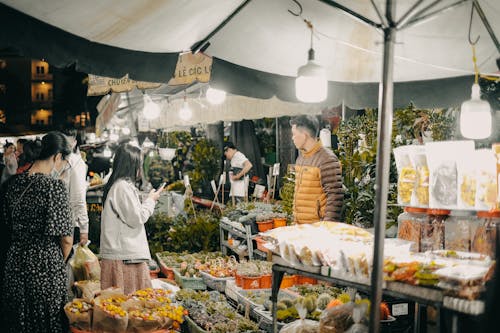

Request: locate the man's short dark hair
(290, 115), (319, 138)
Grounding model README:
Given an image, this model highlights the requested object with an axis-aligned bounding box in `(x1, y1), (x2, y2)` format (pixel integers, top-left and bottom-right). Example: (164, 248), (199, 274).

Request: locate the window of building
(0, 84), (6, 94)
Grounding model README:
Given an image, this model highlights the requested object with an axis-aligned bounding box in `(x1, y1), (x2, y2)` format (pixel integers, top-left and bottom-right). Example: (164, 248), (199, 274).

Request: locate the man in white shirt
(223, 142), (253, 202)
(61, 129), (89, 245)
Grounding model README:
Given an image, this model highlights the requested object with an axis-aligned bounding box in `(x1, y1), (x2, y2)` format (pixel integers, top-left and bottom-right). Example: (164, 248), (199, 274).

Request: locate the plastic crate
(185, 316), (207, 333)
(253, 307), (285, 333)
(199, 271), (234, 293)
(173, 269), (206, 290)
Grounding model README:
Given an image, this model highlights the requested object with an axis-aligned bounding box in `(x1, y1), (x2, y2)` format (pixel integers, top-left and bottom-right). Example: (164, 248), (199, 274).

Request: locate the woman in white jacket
(100, 142), (163, 294)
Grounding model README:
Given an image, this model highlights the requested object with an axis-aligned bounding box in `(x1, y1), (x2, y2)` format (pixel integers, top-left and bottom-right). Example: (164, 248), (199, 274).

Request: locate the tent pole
(369, 0), (395, 332)
(473, 0), (500, 52)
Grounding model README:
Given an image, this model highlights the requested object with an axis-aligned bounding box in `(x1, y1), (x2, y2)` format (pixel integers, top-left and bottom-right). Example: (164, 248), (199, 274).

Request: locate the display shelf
(219, 218), (258, 260)
(270, 255), (485, 333)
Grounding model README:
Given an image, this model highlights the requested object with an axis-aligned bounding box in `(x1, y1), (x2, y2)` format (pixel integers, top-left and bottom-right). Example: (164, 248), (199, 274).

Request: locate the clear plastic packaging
(474, 149), (497, 210)
(426, 141), (474, 209)
(394, 146), (417, 205)
(410, 146), (429, 207)
(471, 211), (500, 259)
(456, 153), (477, 209)
(492, 143), (500, 209)
(397, 207), (427, 252)
(421, 209), (449, 252)
(445, 211), (476, 252)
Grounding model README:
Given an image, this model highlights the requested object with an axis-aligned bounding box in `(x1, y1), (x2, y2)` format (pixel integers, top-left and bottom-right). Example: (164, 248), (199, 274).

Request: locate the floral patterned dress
(1, 173), (72, 333)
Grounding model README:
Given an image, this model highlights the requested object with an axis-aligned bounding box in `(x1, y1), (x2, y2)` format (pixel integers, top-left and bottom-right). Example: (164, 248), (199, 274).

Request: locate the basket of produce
(198, 256), (237, 292)
(173, 268), (206, 290)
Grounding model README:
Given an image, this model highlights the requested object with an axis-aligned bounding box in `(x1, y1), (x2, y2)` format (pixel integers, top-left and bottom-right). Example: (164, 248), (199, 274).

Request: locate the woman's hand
(148, 186), (164, 202)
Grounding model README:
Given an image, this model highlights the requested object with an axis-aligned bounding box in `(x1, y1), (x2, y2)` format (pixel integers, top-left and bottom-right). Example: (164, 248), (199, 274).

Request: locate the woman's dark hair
(62, 128), (83, 153)
(21, 139), (42, 164)
(103, 142), (142, 202)
(3, 142), (14, 149)
(37, 131), (72, 161)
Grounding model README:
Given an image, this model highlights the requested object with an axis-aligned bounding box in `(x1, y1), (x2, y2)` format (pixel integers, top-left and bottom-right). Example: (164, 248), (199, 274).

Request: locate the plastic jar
(471, 210), (500, 258)
(422, 209), (450, 252)
(445, 210), (476, 252)
(397, 207), (427, 251)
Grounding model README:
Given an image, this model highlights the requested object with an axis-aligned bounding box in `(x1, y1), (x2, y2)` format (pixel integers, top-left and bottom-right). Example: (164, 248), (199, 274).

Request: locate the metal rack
(270, 255), (484, 333)
(219, 218), (267, 260)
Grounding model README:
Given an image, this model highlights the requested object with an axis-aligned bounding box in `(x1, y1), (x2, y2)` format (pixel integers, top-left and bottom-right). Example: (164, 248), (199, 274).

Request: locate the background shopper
(0, 131), (73, 333)
(100, 142), (163, 294)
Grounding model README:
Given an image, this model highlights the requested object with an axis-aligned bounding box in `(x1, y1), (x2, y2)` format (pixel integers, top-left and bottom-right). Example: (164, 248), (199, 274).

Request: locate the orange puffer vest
(293, 141), (343, 224)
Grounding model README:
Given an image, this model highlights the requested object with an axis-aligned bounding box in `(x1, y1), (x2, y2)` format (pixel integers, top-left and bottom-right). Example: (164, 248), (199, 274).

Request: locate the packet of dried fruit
(92, 293), (128, 332)
(64, 298), (93, 331)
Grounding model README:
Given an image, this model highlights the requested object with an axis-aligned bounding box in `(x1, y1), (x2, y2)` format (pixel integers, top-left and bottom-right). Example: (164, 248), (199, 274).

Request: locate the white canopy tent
(1, 1), (499, 331)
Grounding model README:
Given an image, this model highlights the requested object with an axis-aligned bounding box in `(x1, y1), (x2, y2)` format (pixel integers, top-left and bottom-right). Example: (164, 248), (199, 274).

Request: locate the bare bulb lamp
(460, 83), (491, 139)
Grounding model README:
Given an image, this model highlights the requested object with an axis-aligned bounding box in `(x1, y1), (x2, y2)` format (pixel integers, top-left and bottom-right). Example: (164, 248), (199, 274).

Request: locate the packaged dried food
(456, 153), (477, 209)
(434, 265), (493, 299)
(421, 209), (448, 252)
(492, 143), (500, 209)
(410, 146), (429, 207)
(445, 211), (475, 252)
(394, 146), (417, 205)
(397, 207), (427, 251)
(474, 149), (497, 210)
(471, 211), (500, 258)
(426, 141), (474, 209)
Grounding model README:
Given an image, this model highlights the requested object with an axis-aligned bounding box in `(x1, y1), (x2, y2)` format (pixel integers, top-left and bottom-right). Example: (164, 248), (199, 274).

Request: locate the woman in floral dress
(0, 131), (73, 333)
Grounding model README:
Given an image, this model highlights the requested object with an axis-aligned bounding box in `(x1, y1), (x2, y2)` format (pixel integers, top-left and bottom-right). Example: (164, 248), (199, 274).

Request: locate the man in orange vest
(290, 115), (343, 224)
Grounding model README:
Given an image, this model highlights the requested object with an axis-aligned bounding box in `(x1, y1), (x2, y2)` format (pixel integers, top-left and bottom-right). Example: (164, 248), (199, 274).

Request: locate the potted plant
(256, 213), (274, 232)
(272, 212), (287, 228)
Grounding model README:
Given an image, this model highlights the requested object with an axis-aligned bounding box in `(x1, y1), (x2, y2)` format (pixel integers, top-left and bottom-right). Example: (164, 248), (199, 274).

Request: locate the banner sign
(95, 93), (121, 136)
(88, 74), (162, 96)
(168, 52), (212, 86)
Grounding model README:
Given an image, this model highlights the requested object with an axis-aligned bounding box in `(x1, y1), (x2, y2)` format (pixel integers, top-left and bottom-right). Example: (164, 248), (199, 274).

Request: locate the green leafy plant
(187, 137), (220, 194)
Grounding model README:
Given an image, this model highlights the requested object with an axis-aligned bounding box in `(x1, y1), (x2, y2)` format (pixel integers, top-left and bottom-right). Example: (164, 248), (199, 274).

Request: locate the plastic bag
(74, 280), (101, 301)
(70, 244), (101, 281)
(345, 303), (368, 333)
(280, 319), (320, 333)
(319, 302), (354, 333)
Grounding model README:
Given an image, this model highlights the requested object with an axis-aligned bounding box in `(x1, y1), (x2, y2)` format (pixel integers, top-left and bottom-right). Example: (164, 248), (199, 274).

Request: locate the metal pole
(473, 0), (500, 53)
(369, 0), (395, 332)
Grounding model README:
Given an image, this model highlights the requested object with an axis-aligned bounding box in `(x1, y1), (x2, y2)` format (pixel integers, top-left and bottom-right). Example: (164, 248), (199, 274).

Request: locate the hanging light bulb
(296, 21), (327, 103)
(142, 94), (160, 120)
(460, 42), (492, 140)
(178, 95), (192, 121)
(206, 87), (226, 105)
(460, 83), (491, 139)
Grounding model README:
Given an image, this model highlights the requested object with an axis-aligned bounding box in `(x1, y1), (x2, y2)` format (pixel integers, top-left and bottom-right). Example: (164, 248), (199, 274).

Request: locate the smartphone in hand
(157, 182), (166, 191)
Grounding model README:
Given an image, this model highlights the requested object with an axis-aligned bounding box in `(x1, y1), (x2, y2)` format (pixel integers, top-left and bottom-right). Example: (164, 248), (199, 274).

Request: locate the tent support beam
(370, 0), (389, 28)
(396, 0), (425, 29)
(190, 0), (253, 53)
(317, 0), (383, 30)
(369, 0), (395, 332)
(473, 0), (500, 53)
(404, 0), (469, 29)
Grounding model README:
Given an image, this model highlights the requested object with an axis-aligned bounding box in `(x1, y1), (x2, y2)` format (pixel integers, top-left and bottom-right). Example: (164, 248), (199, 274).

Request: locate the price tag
(183, 175), (190, 187)
(272, 163), (280, 176)
(392, 303), (408, 316)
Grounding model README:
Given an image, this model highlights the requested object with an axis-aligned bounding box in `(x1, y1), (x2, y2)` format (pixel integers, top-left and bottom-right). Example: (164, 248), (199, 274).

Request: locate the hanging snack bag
(492, 143), (500, 209)
(410, 146), (429, 207)
(426, 141), (474, 209)
(456, 151), (478, 209)
(474, 149), (497, 211)
(394, 146), (416, 205)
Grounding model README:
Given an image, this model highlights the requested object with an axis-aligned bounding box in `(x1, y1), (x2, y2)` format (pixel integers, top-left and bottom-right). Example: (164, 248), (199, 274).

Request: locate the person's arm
(234, 160), (253, 180)
(109, 181), (161, 229)
(69, 159), (89, 244)
(319, 154), (344, 221)
(60, 235), (73, 261)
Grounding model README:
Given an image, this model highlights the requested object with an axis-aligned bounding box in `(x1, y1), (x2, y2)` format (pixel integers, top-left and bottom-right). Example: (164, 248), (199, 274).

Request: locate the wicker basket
(173, 269), (206, 290)
(199, 271), (234, 293)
